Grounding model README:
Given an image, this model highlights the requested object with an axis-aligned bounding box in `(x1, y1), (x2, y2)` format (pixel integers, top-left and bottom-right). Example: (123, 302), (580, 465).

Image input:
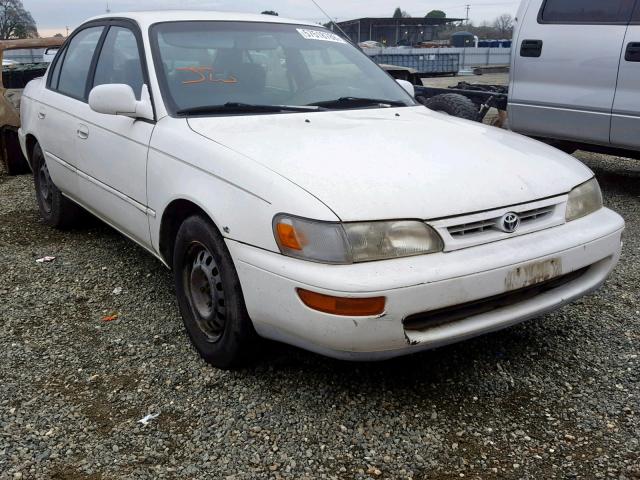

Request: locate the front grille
(448, 205), (555, 238)
(403, 267), (589, 332)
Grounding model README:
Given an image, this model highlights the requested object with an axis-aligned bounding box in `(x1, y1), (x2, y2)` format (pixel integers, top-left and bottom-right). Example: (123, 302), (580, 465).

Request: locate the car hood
(187, 107), (593, 221)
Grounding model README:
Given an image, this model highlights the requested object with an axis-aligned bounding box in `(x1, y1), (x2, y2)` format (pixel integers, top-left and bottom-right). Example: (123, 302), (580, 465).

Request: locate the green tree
(261, 10), (279, 16)
(493, 13), (514, 37)
(392, 7), (411, 18)
(0, 0), (37, 39)
(426, 10), (446, 19)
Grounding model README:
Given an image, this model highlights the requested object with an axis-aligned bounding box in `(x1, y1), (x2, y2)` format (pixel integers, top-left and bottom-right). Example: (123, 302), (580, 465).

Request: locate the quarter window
(93, 26), (145, 100)
(540, 0), (634, 23)
(48, 46), (66, 89)
(56, 26), (104, 99)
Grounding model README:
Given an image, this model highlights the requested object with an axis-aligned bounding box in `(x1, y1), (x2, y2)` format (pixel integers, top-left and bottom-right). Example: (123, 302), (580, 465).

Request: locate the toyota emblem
(499, 212), (521, 233)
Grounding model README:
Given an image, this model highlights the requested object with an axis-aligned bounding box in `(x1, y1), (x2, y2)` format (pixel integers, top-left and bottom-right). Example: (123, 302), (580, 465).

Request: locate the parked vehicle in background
(419, 0), (640, 159)
(20, 12), (624, 368)
(509, 0), (640, 156)
(42, 47), (60, 63)
(0, 38), (65, 175)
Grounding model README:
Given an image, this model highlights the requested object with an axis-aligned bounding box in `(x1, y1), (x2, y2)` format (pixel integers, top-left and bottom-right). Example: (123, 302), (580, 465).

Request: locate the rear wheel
(173, 215), (258, 369)
(424, 93), (480, 122)
(32, 142), (81, 229)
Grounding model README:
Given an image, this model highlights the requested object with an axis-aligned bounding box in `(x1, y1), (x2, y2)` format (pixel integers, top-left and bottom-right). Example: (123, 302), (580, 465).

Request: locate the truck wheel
(173, 214), (259, 369)
(424, 94), (480, 122)
(32, 142), (81, 229)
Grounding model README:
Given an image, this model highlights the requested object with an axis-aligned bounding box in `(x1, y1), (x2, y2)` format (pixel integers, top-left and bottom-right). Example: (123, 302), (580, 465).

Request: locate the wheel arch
(158, 198), (222, 268)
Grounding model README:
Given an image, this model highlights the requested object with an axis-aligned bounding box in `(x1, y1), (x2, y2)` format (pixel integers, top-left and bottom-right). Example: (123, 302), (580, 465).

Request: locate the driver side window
(93, 26), (145, 100)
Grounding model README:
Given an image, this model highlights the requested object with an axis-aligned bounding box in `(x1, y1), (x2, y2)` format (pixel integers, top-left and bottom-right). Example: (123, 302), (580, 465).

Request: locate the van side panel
(611, 8), (640, 149)
(508, 0), (628, 146)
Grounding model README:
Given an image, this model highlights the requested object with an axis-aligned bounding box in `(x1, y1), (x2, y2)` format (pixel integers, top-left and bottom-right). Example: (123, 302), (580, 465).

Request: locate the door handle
(521, 39), (543, 58)
(625, 42), (640, 62)
(37, 111), (46, 120)
(77, 125), (89, 140)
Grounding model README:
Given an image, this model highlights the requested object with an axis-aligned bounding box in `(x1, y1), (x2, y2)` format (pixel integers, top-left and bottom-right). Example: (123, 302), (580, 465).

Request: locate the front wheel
(173, 215), (258, 369)
(32, 142), (81, 229)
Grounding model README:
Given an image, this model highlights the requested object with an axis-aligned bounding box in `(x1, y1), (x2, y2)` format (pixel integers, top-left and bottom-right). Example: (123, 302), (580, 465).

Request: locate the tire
(424, 94), (480, 122)
(173, 214), (259, 369)
(32, 142), (81, 229)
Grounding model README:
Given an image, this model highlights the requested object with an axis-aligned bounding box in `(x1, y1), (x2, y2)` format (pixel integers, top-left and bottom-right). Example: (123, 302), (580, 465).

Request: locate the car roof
(85, 10), (319, 29)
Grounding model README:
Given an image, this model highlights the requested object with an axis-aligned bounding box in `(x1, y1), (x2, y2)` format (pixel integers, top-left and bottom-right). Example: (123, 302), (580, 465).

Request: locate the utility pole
(465, 4), (471, 25)
(106, 2), (111, 13)
(65, 26), (69, 37)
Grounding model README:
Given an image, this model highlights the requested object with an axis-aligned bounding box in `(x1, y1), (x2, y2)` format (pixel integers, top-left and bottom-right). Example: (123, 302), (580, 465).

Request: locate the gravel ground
(0, 152), (638, 480)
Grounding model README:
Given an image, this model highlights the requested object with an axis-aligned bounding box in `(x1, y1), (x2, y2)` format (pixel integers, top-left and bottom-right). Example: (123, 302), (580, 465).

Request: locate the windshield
(150, 21), (416, 115)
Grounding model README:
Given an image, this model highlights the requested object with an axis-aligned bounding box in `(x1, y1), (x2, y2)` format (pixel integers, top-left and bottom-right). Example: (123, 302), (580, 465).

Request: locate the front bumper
(228, 208), (624, 360)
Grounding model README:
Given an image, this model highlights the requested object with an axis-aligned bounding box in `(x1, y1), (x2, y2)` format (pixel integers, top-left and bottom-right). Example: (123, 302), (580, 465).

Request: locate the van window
(540, 0), (634, 23)
(56, 26), (104, 100)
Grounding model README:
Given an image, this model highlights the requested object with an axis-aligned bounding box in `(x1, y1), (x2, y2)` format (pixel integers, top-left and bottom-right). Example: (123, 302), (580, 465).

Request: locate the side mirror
(88, 84), (154, 121)
(396, 79), (415, 98)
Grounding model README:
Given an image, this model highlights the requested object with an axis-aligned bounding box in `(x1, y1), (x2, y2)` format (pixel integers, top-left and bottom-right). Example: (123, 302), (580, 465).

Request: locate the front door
(611, 3), (640, 149)
(74, 23), (155, 247)
(509, 0), (633, 145)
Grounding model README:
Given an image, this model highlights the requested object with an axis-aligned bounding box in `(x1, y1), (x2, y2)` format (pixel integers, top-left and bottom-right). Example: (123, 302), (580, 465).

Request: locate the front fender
(147, 118), (338, 255)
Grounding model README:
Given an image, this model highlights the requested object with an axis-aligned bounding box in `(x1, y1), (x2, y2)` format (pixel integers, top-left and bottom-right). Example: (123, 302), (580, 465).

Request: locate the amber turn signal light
(276, 222), (303, 250)
(297, 289), (386, 317)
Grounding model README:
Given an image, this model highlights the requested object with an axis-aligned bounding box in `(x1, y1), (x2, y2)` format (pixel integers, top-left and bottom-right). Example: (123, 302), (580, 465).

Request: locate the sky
(24, 0), (521, 37)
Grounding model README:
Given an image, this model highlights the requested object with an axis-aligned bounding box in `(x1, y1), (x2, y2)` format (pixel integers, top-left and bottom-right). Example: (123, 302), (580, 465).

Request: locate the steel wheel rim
(184, 242), (226, 343)
(38, 162), (53, 214)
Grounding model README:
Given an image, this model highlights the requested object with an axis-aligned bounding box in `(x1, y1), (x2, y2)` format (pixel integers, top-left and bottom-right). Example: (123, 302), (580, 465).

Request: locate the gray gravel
(1, 152), (638, 480)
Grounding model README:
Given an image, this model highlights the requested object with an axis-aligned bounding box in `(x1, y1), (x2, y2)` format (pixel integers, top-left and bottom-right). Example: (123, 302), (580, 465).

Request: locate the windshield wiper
(177, 102), (325, 116)
(308, 97), (408, 109)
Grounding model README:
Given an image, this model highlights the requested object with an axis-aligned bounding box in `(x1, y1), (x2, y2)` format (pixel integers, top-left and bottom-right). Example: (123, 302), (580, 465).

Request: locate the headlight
(565, 178), (603, 222)
(273, 215), (443, 264)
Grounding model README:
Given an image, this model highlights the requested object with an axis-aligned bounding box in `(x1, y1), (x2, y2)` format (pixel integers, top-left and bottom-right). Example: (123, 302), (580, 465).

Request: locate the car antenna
(308, 0), (352, 41)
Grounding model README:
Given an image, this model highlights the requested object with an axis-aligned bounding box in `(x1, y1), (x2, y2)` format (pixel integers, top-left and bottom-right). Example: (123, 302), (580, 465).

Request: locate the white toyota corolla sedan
(19, 11), (624, 368)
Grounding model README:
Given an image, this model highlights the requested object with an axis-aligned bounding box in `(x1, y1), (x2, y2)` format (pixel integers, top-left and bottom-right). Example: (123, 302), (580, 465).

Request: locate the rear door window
(56, 26), (104, 100)
(540, 0), (635, 23)
(633, 0), (640, 22)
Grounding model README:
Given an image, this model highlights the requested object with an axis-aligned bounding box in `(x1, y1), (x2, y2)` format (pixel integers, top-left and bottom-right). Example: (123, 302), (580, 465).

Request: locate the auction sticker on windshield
(297, 28), (346, 43)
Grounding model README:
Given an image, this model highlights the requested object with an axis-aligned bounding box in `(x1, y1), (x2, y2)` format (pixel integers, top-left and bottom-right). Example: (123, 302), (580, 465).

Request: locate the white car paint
(19, 11), (624, 360)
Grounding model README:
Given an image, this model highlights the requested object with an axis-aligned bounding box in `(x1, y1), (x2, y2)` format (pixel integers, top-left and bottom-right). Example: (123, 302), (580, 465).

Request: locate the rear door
(611, 2), (640, 149)
(38, 25), (106, 195)
(509, 0), (634, 145)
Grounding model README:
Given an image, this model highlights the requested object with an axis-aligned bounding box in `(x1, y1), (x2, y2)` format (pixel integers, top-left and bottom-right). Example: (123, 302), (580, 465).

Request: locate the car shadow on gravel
(252, 317), (557, 388)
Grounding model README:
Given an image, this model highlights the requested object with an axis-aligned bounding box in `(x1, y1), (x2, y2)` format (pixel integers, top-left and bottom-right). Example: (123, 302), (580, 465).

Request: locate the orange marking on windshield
(176, 67), (239, 85)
